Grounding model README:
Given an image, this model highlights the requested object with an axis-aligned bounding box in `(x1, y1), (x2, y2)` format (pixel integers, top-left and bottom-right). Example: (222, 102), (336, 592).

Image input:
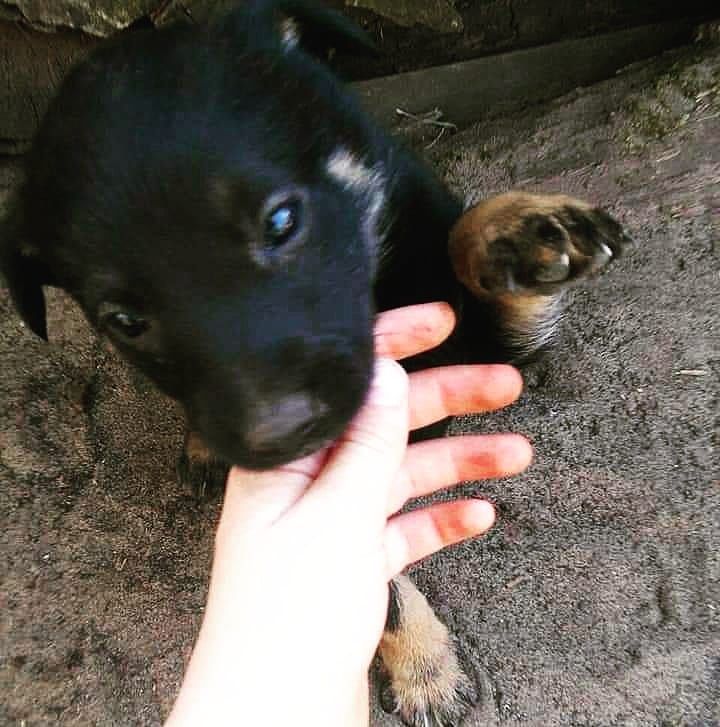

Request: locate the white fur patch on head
(327, 148), (379, 193)
(326, 147), (390, 269)
(279, 17), (300, 50)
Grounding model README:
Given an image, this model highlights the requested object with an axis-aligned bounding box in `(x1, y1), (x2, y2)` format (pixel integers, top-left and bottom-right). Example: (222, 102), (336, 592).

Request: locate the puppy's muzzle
(244, 393), (330, 451)
(186, 338), (373, 469)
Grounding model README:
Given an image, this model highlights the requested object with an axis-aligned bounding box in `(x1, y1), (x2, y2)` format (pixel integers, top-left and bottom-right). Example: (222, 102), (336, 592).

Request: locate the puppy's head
(1, 1), (386, 469)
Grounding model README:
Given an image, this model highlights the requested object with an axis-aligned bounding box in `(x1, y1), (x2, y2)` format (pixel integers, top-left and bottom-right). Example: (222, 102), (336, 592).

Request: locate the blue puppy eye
(264, 201), (300, 246)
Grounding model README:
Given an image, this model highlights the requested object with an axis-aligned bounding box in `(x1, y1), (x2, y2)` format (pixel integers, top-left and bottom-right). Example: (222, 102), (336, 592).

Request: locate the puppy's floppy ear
(0, 208), (50, 341)
(228, 0), (378, 57)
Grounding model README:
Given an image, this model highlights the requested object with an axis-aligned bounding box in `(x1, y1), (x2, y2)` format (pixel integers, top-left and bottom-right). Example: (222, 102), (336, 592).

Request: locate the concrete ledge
(352, 20), (702, 129)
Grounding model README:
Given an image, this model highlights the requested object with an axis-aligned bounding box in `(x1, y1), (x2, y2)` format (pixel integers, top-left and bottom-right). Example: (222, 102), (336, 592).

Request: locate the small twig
(425, 127), (447, 149)
(675, 369), (710, 377)
(504, 574), (533, 591)
(655, 149), (680, 163)
(395, 107), (458, 131)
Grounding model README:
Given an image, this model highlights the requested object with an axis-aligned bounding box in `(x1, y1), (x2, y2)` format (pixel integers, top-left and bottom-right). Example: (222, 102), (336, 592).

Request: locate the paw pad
(534, 250), (570, 283)
(449, 193), (630, 298)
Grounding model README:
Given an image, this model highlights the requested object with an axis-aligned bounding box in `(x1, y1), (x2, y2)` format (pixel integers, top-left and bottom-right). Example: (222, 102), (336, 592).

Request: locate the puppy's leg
(176, 430), (230, 497)
(379, 575), (477, 726)
(450, 192), (630, 362)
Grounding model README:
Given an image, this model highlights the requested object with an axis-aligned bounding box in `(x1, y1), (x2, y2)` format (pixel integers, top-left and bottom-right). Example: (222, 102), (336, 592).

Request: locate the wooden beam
(351, 20), (701, 129)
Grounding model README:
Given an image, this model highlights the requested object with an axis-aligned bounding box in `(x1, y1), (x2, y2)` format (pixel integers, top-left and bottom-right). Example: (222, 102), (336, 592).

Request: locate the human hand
(166, 302), (531, 727)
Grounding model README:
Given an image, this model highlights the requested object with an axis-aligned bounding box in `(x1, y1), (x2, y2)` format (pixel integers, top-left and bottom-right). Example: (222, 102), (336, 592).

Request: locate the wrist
(166, 624), (370, 727)
(167, 669), (369, 727)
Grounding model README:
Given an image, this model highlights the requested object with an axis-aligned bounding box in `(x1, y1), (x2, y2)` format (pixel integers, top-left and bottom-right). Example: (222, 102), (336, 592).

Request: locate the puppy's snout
(245, 393), (330, 450)
(188, 336), (374, 468)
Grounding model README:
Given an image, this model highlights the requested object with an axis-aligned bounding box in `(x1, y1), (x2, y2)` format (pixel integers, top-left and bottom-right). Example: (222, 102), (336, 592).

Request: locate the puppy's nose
(245, 393), (329, 450)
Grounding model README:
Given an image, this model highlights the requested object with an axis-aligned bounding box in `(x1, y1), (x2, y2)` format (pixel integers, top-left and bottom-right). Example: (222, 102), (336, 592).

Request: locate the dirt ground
(1, 38), (719, 727)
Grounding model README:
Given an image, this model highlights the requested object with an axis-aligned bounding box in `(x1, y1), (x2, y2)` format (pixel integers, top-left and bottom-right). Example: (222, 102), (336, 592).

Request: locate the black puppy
(0, 1), (629, 724)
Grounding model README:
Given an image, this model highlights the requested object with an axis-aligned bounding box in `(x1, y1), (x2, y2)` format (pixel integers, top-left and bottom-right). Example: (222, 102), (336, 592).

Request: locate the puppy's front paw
(177, 431), (229, 497)
(379, 576), (478, 726)
(379, 639), (477, 726)
(449, 192), (630, 299)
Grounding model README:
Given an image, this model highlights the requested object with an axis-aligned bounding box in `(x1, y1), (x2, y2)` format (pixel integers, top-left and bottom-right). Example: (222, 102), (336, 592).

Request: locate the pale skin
(166, 302), (532, 727)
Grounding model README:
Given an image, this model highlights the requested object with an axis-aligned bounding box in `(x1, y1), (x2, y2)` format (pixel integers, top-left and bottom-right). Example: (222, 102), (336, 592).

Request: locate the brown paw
(379, 576), (478, 726)
(379, 640), (477, 726)
(449, 192), (630, 299)
(177, 431), (229, 497)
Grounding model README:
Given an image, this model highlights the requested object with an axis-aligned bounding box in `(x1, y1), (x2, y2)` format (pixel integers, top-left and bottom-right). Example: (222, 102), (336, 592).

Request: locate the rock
(2, 0), (158, 36)
(1, 0), (261, 36)
(345, 0), (463, 33)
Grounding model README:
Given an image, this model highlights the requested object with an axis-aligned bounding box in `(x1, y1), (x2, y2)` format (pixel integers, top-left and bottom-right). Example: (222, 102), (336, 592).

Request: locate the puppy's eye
(264, 200), (302, 246)
(102, 309), (150, 339)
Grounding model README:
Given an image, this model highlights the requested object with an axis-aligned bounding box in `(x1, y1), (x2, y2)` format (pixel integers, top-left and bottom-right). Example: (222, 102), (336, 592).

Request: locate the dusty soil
(1, 39), (719, 727)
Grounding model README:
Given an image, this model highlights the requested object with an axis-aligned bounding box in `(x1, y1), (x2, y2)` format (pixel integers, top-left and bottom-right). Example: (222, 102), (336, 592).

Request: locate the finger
(384, 499), (496, 577)
(374, 302), (456, 360)
(389, 433), (532, 514)
(408, 364), (523, 430)
(301, 358), (408, 519)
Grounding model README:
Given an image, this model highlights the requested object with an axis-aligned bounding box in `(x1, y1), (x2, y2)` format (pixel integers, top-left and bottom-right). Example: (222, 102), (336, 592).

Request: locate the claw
(534, 251), (570, 283)
(597, 241), (613, 260)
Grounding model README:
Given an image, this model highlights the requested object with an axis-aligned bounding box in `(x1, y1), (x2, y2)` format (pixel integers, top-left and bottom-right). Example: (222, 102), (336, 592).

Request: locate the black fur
(385, 579), (402, 633)
(0, 0), (509, 470)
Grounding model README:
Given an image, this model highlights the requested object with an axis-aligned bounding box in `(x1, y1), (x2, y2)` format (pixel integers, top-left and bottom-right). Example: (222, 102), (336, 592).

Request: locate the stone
(345, 0), (463, 33)
(2, 0), (158, 36)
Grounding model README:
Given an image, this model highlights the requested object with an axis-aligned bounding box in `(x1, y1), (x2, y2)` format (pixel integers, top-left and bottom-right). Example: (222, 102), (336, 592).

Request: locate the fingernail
(467, 500), (496, 533)
(368, 358), (407, 406)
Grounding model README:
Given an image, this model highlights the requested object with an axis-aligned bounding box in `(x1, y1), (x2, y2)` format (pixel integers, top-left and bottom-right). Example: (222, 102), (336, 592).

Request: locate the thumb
(301, 358), (409, 520)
